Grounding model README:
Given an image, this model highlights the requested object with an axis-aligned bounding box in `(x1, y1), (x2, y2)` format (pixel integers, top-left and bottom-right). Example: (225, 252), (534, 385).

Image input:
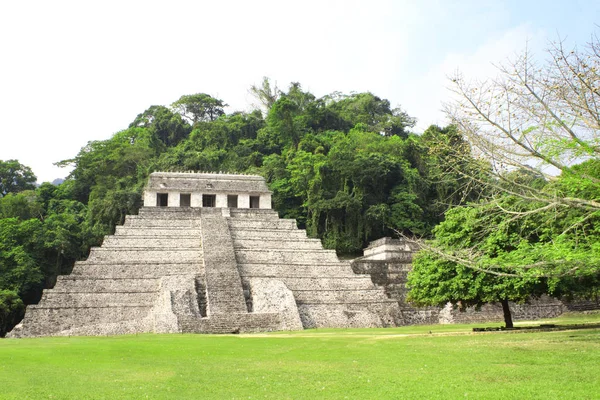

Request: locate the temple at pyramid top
(143, 171), (272, 209)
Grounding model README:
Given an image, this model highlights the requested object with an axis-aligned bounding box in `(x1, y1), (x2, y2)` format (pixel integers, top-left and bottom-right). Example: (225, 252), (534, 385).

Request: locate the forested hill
(0, 81), (477, 335)
(61, 82), (476, 252)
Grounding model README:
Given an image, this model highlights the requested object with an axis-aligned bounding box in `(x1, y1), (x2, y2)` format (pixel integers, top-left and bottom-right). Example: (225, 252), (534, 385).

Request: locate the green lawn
(1, 313), (599, 400)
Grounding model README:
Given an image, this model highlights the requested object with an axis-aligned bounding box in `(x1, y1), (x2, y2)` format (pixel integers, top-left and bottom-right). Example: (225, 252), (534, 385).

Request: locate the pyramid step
(54, 277), (160, 292)
(87, 248), (202, 263)
(228, 219), (297, 230)
(115, 226), (201, 237)
(239, 263), (357, 278)
(252, 277), (377, 291)
(230, 229), (308, 240)
(102, 236), (201, 248)
(124, 216), (199, 228)
(233, 238), (323, 250)
(70, 262), (203, 278)
(179, 312), (281, 333)
(228, 209), (280, 219)
(297, 303), (396, 329)
(235, 249), (339, 264)
(40, 291), (157, 307)
(17, 306), (153, 336)
(292, 289), (390, 304)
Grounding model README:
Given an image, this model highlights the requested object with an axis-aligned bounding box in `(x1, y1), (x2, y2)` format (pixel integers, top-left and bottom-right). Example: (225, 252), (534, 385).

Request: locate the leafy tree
(57, 127), (159, 218)
(129, 105), (192, 147)
(0, 218), (44, 303)
(0, 159), (37, 197)
(171, 93), (227, 124)
(422, 32), (600, 279)
(156, 111), (264, 173)
(0, 289), (24, 337)
(326, 92), (416, 137)
(0, 173), (97, 334)
(407, 204), (549, 327)
(406, 125), (489, 228)
(408, 162), (600, 327)
(0, 191), (43, 220)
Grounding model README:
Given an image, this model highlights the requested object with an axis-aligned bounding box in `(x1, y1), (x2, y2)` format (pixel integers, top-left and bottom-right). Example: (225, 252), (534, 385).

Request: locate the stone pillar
(168, 191), (180, 207)
(238, 194), (250, 209)
(143, 190), (156, 207)
(215, 194), (228, 208)
(191, 193), (202, 208)
(259, 193), (272, 209)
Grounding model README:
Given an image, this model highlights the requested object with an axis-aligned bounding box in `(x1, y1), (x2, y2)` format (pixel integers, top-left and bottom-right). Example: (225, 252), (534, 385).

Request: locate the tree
(171, 93), (227, 125)
(0, 289), (24, 337)
(0, 218), (44, 303)
(129, 105), (192, 147)
(249, 77), (281, 115)
(0, 160), (37, 197)
(326, 92), (416, 137)
(57, 127), (159, 205)
(422, 33), (600, 279)
(0, 190), (43, 220)
(407, 202), (554, 328)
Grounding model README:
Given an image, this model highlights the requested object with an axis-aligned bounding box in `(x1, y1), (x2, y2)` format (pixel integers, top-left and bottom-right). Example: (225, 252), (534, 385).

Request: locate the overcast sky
(1, 0), (598, 183)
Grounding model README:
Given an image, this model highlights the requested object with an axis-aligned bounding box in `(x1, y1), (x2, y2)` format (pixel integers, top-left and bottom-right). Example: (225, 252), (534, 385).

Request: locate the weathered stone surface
(200, 213), (248, 314)
(70, 262), (202, 278)
(146, 172), (270, 194)
(239, 263), (357, 277)
(297, 303), (399, 328)
(235, 249), (339, 264)
(11, 204), (400, 336)
(234, 238), (323, 250)
(247, 278), (303, 331)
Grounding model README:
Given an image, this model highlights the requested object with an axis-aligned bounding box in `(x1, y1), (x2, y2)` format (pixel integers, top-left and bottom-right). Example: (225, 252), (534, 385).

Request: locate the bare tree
(249, 77), (281, 115)
(414, 33), (600, 279)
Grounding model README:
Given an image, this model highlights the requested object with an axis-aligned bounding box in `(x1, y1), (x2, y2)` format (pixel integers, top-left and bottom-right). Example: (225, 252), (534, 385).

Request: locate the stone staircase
(228, 209), (400, 328)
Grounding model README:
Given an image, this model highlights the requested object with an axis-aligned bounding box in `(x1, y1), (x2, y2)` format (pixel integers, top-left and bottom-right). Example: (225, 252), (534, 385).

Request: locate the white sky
(0, 0), (597, 183)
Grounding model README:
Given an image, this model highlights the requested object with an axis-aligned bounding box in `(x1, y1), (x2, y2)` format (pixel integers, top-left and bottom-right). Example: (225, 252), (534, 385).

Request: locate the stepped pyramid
(9, 172), (400, 337)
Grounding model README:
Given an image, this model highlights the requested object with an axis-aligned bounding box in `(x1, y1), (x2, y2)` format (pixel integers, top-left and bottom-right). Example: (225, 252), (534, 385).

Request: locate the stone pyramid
(9, 173), (400, 337)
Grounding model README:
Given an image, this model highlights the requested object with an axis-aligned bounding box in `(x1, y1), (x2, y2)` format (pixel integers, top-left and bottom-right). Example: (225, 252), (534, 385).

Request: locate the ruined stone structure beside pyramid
(10, 172), (402, 337)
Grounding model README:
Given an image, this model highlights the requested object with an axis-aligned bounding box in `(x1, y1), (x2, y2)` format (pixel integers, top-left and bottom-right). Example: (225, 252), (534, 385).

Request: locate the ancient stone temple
(10, 172), (400, 337)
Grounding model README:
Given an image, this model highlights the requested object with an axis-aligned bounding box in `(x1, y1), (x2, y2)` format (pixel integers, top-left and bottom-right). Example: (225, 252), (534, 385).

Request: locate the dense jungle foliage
(0, 83), (479, 335)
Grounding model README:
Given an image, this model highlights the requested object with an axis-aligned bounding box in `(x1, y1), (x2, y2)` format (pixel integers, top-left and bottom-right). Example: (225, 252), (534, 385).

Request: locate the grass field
(1, 313), (599, 400)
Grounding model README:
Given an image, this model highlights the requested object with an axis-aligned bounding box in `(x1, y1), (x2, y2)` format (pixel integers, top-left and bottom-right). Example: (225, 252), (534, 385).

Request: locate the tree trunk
(500, 299), (514, 328)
